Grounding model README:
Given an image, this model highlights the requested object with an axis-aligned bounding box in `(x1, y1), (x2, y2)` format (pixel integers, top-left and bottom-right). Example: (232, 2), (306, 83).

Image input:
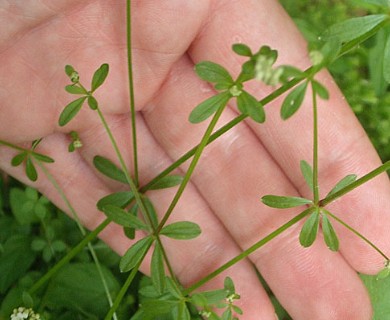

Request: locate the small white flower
(10, 307), (41, 320)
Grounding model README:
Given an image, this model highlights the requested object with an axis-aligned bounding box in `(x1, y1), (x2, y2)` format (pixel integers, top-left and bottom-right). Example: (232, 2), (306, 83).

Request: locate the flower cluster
(10, 307), (41, 320)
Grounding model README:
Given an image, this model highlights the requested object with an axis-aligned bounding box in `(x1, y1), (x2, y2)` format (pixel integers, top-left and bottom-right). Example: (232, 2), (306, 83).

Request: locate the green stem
(183, 208), (314, 295)
(320, 160), (390, 206)
(324, 209), (390, 261)
(29, 218), (110, 295)
(311, 81), (320, 204)
(0, 139), (27, 152)
(156, 103), (228, 233)
(126, 0), (139, 187)
(36, 161), (118, 319)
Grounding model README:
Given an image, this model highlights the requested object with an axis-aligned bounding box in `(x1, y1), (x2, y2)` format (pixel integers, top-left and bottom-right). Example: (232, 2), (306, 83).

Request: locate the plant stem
(126, 0), (139, 187)
(311, 81), (320, 204)
(183, 208), (314, 295)
(156, 103), (227, 233)
(324, 209), (390, 261)
(0, 139), (27, 152)
(320, 160), (390, 206)
(29, 218), (110, 295)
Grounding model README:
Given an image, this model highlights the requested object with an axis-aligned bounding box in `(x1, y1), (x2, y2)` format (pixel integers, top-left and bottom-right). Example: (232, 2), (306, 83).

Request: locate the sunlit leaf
(300, 160), (314, 192)
(65, 65), (76, 77)
(261, 195), (312, 209)
(232, 43), (252, 57)
(299, 210), (320, 248)
(326, 174), (357, 197)
(148, 175), (183, 190)
(93, 155), (127, 184)
(25, 157), (38, 182)
(323, 14), (388, 43)
(280, 82), (308, 120)
(160, 221), (201, 240)
(321, 214), (339, 251)
(189, 91), (231, 124)
(151, 242), (166, 295)
(96, 191), (134, 211)
(237, 90), (265, 123)
(376, 266), (390, 280)
(361, 272), (390, 319)
(65, 85), (87, 95)
(120, 236), (153, 272)
(195, 61), (234, 86)
(102, 205), (149, 230)
(58, 97), (87, 126)
(91, 63), (109, 92)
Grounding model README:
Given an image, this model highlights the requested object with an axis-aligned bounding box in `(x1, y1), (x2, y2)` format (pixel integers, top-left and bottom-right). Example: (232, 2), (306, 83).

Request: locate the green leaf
(87, 95), (98, 110)
(300, 160), (314, 192)
(161, 221), (201, 240)
(368, 29), (389, 95)
(195, 61), (234, 86)
(91, 63), (109, 92)
(323, 14), (388, 43)
(45, 263), (119, 318)
(189, 91), (231, 124)
(9, 188), (39, 225)
(232, 43), (252, 57)
(299, 210), (320, 248)
(326, 174), (357, 197)
(383, 33), (390, 83)
(151, 242), (166, 294)
(361, 273), (390, 319)
(65, 85), (87, 95)
(148, 175), (183, 190)
(11, 152), (27, 166)
(261, 195), (312, 209)
(25, 157), (37, 182)
(278, 65), (304, 83)
(124, 204), (139, 240)
(376, 266), (390, 280)
(97, 191), (134, 211)
(31, 152), (55, 163)
(312, 80), (329, 100)
(363, 0), (390, 6)
(236, 91), (265, 123)
(141, 299), (179, 318)
(224, 277), (235, 294)
(280, 82), (308, 120)
(102, 205), (149, 230)
(22, 291), (34, 308)
(321, 214), (339, 251)
(93, 155), (127, 184)
(58, 96), (87, 126)
(142, 197), (159, 228)
(120, 236), (153, 272)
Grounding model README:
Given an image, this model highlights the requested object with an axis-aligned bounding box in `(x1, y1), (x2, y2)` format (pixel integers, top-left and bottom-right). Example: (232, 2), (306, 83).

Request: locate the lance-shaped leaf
(142, 197), (159, 229)
(189, 91), (231, 124)
(65, 85), (87, 95)
(148, 175), (184, 190)
(383, 33), (390, 83)
(97, 191), (134, 211)
(321, 214), (339, 251)
(300, 160), (314, 193)
(120, 236), (153, 272)
(261, 195), (312, 209)
(25, 157), (38, 182)
(376, 262), (390, 280)
(58, 96), (87, 126)
(93, 155), (127, 184)
(364, 0), (390, 6)
(312, 80), (329, 100)
(31, 152), (55, 163)
(87, 95), (98, 110)
(124, 204), (138, 240)
(160, 221), (201, 240)
(299, 210), (320, 248)
(91, 63), (109, 92)
(102, 205), (149, 230)
(11, 152), (27, 167)
(323, 14), (388, 43)
(280, 82), (308, 120)
(326, 174), (357, 198)
(141, 299), (179, 318)
(195, 61), (234, 86)
(232, 43), (252, 57)
(151, 242), (166, 295)
(237, 90), (265, 123)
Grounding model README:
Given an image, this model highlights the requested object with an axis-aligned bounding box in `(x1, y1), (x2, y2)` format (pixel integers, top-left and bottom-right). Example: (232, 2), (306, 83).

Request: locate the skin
(1, 0), (390, 319)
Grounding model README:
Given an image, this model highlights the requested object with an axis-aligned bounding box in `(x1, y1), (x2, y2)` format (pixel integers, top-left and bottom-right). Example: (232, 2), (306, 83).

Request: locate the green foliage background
(0, 0), (389, 319)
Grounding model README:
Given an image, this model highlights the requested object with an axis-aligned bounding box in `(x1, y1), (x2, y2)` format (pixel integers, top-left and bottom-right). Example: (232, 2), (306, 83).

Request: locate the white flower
(10, 307), (41, 320)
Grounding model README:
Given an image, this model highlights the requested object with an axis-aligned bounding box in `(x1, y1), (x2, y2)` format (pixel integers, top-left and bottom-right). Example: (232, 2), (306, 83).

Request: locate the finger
(187, 0), (390, 273)
(141, 53), (372, 319)
(0, 135), (277, 320)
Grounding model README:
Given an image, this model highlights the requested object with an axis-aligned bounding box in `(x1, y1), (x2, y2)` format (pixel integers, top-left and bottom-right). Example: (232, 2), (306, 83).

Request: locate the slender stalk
(29, 218), (110, 295)
(126, 0), (139, 187)
(324, 209), (390, 261)
(37, 161), (118, 320)
(156, 103), (227, 233)
(0, 139), (27, 152)
(320, 160), (390, 206)
(311, 81), (320, 204)
(183, 208), (314, 295)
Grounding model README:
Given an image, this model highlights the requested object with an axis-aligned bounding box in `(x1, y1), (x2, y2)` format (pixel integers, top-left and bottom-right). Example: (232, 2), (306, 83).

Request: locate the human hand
(1, 1), (390, 319)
